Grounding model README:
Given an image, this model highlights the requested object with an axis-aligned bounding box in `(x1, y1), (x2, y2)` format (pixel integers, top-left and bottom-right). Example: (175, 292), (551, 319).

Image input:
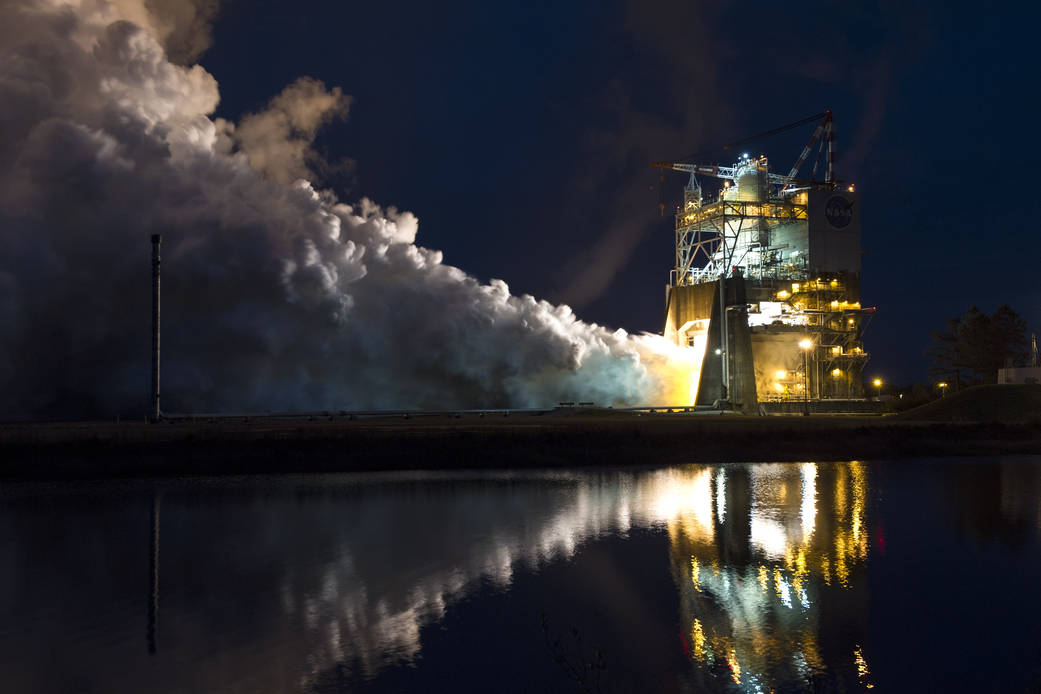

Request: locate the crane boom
(668, 111), (830, 163)
(650, 110), (839, 197)
(782, 113), (828, 190)
(650, 161), (790, 186)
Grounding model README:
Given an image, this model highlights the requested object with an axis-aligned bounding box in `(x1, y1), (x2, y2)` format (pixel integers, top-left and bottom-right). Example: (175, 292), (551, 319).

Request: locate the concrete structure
(658, 116), (873, 412)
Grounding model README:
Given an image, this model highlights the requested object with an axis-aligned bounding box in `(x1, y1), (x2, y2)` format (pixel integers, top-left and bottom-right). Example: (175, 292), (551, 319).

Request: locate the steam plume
(0, 0), (696, 418)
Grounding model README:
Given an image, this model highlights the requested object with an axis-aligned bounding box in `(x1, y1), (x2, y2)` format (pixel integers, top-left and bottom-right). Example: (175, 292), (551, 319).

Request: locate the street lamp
(799, 338), (813, 416)
(873, 378), (883, 400)
(937, 381), (948, 398)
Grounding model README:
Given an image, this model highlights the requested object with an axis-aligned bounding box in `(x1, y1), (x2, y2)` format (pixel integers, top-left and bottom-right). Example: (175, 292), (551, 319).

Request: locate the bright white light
(800, 463), (817, 542)
(750, 516), (788, 559)
(715, 469), (727, 524)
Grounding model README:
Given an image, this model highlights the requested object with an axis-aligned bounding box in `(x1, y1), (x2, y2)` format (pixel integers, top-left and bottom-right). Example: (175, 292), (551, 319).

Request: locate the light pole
(873, 378), (883, 401)
(799, 338), (813, 416)
(937, 381), (948, 398)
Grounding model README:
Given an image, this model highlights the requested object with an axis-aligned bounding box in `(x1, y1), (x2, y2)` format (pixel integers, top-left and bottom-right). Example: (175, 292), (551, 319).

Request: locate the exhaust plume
(0, 0), (698, 418)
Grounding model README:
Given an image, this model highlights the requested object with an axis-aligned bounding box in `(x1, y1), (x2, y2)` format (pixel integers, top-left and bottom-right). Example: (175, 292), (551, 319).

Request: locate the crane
(651, 111), (838, 214)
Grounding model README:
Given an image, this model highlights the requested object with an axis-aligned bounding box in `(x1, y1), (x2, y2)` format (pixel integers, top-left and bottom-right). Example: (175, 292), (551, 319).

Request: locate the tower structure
(657, 113), (873, 411)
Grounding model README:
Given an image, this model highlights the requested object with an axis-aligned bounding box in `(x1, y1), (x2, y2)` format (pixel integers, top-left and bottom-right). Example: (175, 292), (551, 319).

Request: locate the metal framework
(671, 184), (809, 286)
(754, 277), (874, 401)
(655, 111), (872, 402)
(789, 279), (872, 399)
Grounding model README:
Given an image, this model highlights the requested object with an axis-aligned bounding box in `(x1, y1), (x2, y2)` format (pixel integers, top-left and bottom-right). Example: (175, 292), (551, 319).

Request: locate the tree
(927, 305), (1030, 386)
(990, 304), (1030, 366)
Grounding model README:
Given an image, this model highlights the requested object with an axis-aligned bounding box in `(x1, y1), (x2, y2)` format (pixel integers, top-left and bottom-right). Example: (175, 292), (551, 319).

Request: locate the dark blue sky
(202, 0), (1041, 385)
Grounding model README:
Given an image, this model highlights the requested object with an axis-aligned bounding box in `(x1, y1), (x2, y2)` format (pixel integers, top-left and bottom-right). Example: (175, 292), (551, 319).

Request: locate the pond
(1, 458), (1040, 692)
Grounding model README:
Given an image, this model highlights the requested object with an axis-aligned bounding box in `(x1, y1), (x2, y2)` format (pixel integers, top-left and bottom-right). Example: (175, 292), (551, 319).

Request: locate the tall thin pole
(719, 275), (727, 400)
(802, 349), (809, 416)
(150, 234), (161, 422)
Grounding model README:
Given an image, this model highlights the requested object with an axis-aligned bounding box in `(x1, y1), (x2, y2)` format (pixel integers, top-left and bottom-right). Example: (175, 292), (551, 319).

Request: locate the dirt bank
(2, 412), (1039, 480)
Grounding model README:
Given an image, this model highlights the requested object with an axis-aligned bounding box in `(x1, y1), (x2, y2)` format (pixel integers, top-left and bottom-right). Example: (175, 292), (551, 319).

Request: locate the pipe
(150, 234), (161, 422)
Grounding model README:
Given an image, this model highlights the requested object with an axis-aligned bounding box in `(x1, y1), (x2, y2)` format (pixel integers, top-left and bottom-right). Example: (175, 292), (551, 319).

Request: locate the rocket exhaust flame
(0, 0), (700, 418)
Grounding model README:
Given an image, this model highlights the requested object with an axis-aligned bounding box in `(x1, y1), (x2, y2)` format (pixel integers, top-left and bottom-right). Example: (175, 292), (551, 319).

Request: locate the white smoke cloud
(111, 0), (219, 64)
(229, 76), (351, 184)
(0, 0), (697, 418)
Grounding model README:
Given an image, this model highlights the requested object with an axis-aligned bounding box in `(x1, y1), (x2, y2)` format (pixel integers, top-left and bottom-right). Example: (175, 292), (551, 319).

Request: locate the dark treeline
(926, 304), (1031, 388)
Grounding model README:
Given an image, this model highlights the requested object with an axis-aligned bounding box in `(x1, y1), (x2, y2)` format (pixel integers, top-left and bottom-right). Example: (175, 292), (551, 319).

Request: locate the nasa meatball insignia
(825, 195), (854, 229)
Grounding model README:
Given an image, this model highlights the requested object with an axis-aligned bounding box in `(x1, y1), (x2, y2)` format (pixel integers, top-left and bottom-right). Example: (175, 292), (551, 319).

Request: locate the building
(658, 114), (874, 412)
(998, 334), (1040, 384)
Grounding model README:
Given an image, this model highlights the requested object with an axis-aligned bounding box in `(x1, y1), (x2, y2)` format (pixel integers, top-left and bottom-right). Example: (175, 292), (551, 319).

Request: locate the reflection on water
(1, 459), (1041, 692)
(668, 463), (873, 691)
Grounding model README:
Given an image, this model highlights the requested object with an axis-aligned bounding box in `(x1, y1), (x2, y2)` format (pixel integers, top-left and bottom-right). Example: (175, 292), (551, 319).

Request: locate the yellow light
(690, 619), (706, 661)
(792, 283), (800, 292)
(938, 382), (948, 389)
(798, 338), (813, 350)
(831, 300), (839, 308)
(776, 369), (787, 379)
(848, 318), (855, 324)
(832, 368), (842, 377)
(727, 647), (742, 684)
(872, 378), (882, 387)
(773, 382), (785, 392)
(777, 290), (790, 299)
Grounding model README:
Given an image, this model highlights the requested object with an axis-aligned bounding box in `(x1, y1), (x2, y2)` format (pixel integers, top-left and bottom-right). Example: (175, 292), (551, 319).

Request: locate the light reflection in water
(282, 464), (873, 691)
(668, 462), (873, 691)
(5, 460), (1041, 692)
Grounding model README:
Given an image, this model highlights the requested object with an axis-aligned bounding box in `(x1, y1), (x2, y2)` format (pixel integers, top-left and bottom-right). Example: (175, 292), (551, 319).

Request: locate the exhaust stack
(150, 234), (161, 422)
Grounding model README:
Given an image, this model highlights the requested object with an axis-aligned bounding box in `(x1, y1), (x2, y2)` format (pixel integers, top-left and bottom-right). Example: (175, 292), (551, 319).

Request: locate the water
(1, 459), (1040, 692)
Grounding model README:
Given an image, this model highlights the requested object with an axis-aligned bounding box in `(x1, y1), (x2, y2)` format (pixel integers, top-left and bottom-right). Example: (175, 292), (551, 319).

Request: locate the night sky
(201, 0), (1041, 386)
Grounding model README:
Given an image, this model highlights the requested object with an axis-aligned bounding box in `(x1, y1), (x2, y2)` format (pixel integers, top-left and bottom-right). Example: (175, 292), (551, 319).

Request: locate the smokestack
(150, 234), (161, 422)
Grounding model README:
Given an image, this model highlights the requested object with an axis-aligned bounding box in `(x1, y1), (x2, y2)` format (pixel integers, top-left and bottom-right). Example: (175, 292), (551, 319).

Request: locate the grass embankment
(898, 384), (1041, 422)
(2, 390), (1041, 481)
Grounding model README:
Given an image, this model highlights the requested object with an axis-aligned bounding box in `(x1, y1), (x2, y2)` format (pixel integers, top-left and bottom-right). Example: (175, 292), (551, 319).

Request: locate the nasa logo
(825, 196), (854, 229)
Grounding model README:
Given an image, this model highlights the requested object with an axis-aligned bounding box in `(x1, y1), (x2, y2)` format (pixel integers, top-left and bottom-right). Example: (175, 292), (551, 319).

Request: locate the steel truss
(672, 192), (809, 286)
(758, 278), (872, 400)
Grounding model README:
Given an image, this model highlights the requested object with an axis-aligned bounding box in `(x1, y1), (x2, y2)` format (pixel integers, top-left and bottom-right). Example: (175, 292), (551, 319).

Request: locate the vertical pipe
(150, 234), (161, 422)
(802, 349), (809, 416)
(719, 210), (729, 400)
(719, 275), (728, 400)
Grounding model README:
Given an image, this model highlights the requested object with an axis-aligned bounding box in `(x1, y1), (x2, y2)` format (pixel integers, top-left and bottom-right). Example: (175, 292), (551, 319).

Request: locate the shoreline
(2, 413), (1040, 481)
